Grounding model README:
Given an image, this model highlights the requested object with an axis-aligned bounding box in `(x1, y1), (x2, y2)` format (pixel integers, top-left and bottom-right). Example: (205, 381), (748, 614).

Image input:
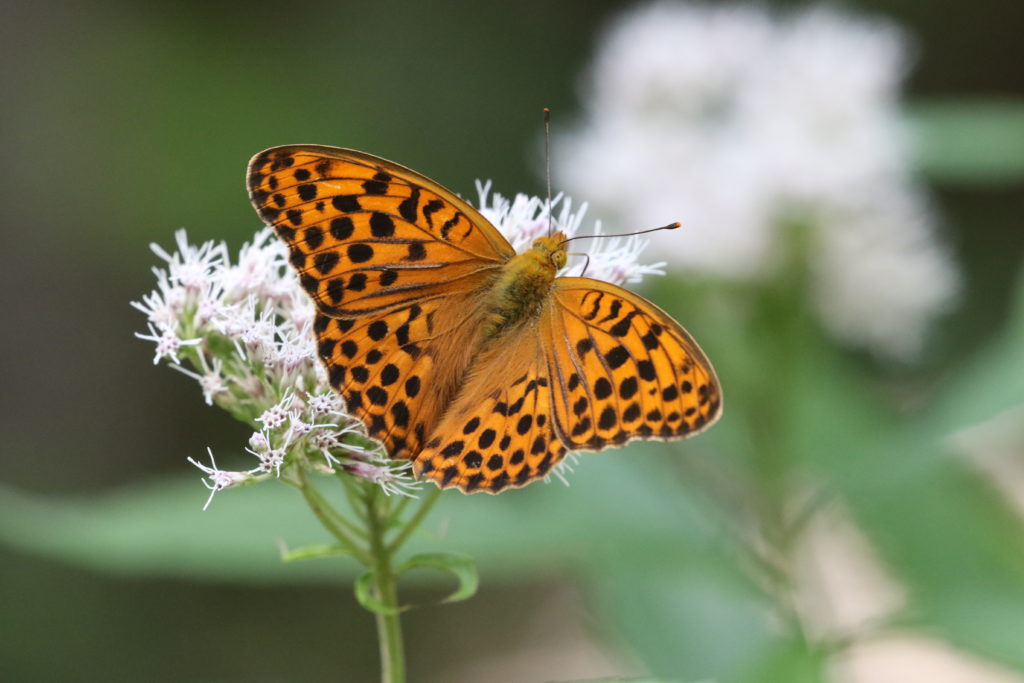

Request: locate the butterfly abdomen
(482, 234), (567, 338)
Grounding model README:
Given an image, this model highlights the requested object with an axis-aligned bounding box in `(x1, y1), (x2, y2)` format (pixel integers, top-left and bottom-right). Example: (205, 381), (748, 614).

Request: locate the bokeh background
(2, 1), (1023, 681)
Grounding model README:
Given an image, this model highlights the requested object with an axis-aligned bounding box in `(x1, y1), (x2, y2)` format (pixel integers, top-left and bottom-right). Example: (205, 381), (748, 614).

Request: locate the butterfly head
(530, 232), (568, 271)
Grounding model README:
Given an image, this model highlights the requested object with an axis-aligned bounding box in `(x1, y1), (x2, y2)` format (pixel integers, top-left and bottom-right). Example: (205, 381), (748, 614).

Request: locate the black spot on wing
(370, 212), (395, 237)
(398, 187), (420, 222)
(333, 195), (361, 212)
(422, 199), (444, 228)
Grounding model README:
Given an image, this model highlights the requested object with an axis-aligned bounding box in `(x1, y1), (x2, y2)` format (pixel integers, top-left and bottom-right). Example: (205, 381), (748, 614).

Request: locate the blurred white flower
(810, 194), (959, 358)
(558, 1), (959, 359)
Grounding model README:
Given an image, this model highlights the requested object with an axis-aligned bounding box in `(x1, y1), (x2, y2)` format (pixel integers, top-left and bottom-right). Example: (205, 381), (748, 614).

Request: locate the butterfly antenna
(567, 251), (591, 278)
(544, 107), (553, 237)
(559, 221), (682, 247)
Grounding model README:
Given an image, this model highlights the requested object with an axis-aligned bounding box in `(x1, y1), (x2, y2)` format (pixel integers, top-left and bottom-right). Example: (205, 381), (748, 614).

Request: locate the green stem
(338, 469), (371, 523)
(365, 488), (406, 683)
(296, 470), (445, 681)
(388, 487), (442, 553)
(294, 470), (372, 566)
(388, 494), (413, 528)
(748, 236), (818, 649)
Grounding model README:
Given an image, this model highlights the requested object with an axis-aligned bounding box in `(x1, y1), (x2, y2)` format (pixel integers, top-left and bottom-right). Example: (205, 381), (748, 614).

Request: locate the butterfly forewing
(248, 145), (516, 458)
(545, 278), (722, 450)
(248, 146), (513, 318)
(314, 299), (458, 459)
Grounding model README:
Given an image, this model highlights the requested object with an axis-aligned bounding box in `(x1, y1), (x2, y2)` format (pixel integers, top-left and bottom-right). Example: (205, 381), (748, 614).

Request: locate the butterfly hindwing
(545, 278), (722, 451)
(248, 145), (514, 318)
(413, 331), (567, 493)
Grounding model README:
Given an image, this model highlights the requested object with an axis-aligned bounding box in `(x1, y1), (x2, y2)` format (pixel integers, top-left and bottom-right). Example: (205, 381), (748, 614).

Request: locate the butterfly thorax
(481, 232), (568, 339)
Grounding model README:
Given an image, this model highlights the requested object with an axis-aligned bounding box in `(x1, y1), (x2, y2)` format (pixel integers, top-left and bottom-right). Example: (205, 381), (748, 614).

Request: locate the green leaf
(587, 557), (782, 682)
(867, 276), (1024, 671)
(0, 450), (719, 584)
(396, 552), (478, 605)
(279, 543), (351, 563)
(909, 98), (1024, 185)
(841, 441), (1024, 671)
(353, 570), (399, 616)
(0, 478), (339, 583)
(920, 266), (1024, 435)
(351, 553), (477, 615)
(750, 640), (829, 683)
(781, 304), (1024, 672)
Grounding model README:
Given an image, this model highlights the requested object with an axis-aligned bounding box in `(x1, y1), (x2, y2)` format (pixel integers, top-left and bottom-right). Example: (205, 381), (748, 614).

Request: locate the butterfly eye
(550, 250), (567, 269)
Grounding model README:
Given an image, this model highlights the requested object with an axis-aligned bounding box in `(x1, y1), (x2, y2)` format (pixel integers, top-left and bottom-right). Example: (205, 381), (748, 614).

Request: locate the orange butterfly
(247, 145), (722, 493)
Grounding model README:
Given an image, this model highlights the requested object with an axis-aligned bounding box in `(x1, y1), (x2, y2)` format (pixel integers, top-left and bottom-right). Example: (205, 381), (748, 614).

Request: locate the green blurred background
(2, 1), (1023, 681)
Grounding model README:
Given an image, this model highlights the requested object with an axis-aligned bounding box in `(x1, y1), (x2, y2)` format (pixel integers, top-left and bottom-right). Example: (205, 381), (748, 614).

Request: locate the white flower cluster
(558, 1), (959, 359)
(132, 229), (417, 508)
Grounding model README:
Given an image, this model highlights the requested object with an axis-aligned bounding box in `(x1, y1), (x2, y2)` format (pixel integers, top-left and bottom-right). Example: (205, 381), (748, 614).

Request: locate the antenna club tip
(668, 221), (682, 229)
(543, 107), (551, 113)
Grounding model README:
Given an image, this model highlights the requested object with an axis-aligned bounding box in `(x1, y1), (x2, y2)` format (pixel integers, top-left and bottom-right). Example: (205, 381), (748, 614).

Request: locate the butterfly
(247, 145), (722, 494)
